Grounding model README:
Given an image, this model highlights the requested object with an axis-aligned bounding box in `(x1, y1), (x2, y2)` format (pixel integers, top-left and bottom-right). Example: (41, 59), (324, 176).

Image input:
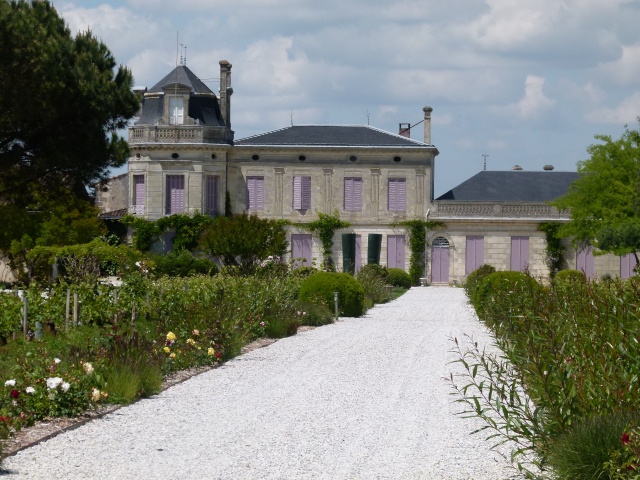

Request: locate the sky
(57, 0), (640, 197)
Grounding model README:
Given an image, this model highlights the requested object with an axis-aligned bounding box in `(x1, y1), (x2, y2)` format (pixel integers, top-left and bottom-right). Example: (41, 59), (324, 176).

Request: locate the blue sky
(58, 0), (640, 197)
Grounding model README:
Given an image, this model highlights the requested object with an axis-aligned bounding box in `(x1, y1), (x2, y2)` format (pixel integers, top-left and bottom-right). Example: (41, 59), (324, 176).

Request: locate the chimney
(423, 106), (433, 144)
(399, 123), (411, 138)
(219, 60), (233, 128)
(543, 165), (554, 171)
(512, 165), (523, 171)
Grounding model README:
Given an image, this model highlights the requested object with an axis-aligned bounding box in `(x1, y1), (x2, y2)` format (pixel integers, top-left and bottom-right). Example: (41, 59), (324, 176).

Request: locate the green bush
(554, 269), (586, 285)
(151, 250), (218, 277)
(298, 272), (364, 317)
(358, 264), (389, 283)
(264, 315), (299, 338)
(294, 301), (334, 327)
(548, 412), (636, 480)
(463, 263), (496, 308)
(387, 268), (411, 289)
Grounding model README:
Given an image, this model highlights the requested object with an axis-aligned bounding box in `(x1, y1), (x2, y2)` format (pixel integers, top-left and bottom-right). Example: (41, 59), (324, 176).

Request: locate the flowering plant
(605, 425), (640, 478)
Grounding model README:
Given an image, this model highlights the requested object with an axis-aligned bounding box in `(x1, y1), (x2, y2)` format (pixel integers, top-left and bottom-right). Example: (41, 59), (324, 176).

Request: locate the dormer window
(169, 97), (184, 125)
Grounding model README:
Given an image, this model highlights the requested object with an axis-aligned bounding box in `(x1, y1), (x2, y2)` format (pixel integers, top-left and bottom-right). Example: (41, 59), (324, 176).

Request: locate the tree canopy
(552, 124), (640, 257)
(0, 0), (138, 200)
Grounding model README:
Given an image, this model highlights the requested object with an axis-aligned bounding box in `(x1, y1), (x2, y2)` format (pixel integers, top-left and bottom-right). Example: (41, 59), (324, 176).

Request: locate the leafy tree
(199, 213), (288, 275)
(552, 124), (640, 259)
(0, 0), (138, 200)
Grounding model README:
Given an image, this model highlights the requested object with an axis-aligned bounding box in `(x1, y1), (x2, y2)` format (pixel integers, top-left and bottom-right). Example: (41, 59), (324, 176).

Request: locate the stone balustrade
(431, 202), (569, 220)
(129, 125), (233, 144)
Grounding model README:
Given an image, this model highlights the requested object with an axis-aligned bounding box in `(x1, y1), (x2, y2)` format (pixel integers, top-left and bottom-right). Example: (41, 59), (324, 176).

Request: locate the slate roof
(235, 125), (433, 148)
(436, 171), (580, 202)
(149, 65), (214, 94)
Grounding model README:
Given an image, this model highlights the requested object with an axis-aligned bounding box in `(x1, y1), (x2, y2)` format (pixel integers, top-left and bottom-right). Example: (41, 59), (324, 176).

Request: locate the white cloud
(498, 75), (556, 120)
(595, 44), (640, 87)
(585, 92), (640, 124)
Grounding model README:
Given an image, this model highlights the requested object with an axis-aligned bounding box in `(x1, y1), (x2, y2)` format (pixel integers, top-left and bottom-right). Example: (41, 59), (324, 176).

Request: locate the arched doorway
(431, 236), (450, 284)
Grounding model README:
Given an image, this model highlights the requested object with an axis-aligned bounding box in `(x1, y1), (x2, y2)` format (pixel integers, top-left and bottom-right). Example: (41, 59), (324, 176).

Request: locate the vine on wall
(302, 211), (350, 271)
(396, 220), (445, 286)
(537, 222), (566, 278)
(121, 213), (213, 252)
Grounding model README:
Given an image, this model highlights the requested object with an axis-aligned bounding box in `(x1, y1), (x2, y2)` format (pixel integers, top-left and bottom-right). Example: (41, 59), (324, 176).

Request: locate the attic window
(169, 97), (184, 125)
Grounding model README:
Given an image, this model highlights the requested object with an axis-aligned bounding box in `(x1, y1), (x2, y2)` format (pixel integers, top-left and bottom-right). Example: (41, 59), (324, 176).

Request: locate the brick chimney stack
(423, 106), (433, 145)
(399, 123), (411, 138)
(219, 60), (233, 128)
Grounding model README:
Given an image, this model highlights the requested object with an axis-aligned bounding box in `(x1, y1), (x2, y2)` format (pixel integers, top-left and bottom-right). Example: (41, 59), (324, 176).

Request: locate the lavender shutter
(206, 176), (218, 215)
(387, 235), (397, 268)
(577, 247), (595, 279)
(293, 176), (302, 210)
(465, 236), (485, 275)
(397, 179), (406, 211)
(133, 175), (145, 214)
(344, 178), (353, 210)
(256, 177), (264, 210)
(621, 253), (637, 279)
(388, 179), (397, 210)
(247, 177), (255, 209)
(354, 178), (362, 211)
(291, 234), (312, 268)
(302, 176), (311, 209)
(166, 175), (185, 215)
(510, 237), (529, 272)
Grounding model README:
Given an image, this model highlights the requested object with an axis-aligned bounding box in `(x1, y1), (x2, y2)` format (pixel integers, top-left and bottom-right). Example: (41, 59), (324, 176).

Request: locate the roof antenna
(482, 153), (489, 171)
(290, 110), (293, 126)
(366, 110), (370, 125)
(180, 44), (187, 66)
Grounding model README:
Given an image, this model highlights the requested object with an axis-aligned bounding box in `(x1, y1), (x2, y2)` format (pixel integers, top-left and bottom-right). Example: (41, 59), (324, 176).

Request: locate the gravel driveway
(1, 287), (520, 479)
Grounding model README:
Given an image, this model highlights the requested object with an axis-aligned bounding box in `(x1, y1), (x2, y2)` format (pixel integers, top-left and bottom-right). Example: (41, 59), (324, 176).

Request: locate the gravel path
(1, 287), (520, 479)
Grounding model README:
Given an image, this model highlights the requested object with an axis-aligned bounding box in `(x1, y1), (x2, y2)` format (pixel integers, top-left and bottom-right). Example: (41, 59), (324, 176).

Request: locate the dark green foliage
(224, 190), (232, 217)
(290, 266), (318, 278)
(298, 272), (364, 317)
(547, 413), (636, 480)
(303, 211), (350, 271)
(358, 264), (389, 283)
(0, 0), (138, 200)
(264, 316), (299, 338)
(538, 222), (567, 278)
(151, 250), (218, 277)
(463, 264), (496, 308)
(387, 268), (411, 289)
(199, 213), (288, 275)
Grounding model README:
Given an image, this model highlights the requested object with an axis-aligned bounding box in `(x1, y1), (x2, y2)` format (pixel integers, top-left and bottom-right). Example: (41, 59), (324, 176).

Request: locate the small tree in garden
(199, 213), (288, 275)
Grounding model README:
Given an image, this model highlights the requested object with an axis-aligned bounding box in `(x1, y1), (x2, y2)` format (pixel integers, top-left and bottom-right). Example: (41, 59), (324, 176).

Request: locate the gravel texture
(1, 287), (521, 479)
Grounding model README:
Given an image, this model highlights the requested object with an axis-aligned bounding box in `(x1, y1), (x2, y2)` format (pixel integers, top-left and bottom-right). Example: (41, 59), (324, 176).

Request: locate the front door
(431, 237), (450, 283)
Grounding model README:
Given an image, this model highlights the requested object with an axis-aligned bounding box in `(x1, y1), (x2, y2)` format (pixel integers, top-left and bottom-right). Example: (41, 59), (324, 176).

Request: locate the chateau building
(96, 59), (635, 283)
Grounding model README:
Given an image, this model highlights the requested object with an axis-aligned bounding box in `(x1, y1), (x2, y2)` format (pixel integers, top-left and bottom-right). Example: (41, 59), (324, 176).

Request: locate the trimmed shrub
(294, 300), (334, 327)
(463, 264), (496, 308)
(387, 268), (411, 289)
(152, 250), (218, 277)
(554, 269), (586, 285)
(298, 272), (365, 317)
(475, 270), (543, 325)
(263, 315), (299, 338)
(358, 264), (389, 283)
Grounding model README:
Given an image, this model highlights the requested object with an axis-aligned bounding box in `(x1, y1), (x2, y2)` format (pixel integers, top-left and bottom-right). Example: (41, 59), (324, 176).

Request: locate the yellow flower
(169, 353), (176, 359)
(166, 332), (177, 341)
(186, 338), (196, 346)
(163, 346), (170, 353)
(207, 347), (215, 356)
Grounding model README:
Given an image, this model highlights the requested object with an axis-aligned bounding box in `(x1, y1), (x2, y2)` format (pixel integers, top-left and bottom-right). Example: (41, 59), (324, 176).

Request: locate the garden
(0, 214), (410, 463)
(453, 266), (640, 479)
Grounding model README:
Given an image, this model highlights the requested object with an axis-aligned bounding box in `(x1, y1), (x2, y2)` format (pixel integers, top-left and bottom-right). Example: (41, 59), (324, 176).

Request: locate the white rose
(46, 377), (63, 390)
(83, 363), (94, 375)
(61, 382), (70, 392)
(54, 358), (61, 364)
(25, 386), (35, 394)
(91, 388), (101, 402)
(4, 379), (16, 387)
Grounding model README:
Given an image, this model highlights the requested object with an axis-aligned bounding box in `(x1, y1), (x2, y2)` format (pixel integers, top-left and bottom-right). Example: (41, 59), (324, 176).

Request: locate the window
(169, 97), (184, 125)
(387, 235), (406, 269)
(132, 174), (145, 215)
(165, 175), (185, 215)
(293, 176), (311, 210)
(510, 236), (529, 272)
(246, 176), (264, 210)
(388, 178), (406, 211)
(465, 236), (484, 275)
(344, 177), (362, 211)
(205, 175), (218, 216)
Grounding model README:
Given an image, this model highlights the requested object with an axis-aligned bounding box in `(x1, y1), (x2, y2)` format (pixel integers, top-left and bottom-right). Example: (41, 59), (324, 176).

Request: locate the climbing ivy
(302, 211), (350, 271)
(538, 222), (566, 278)
(121, 213), (213, 252)
(396, 220), (445, 286)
